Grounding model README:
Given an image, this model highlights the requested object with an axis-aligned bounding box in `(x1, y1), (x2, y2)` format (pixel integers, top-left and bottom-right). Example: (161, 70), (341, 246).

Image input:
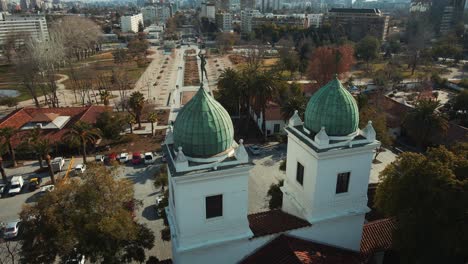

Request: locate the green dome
(173, 88), (234, 158)
(304, 76), (359, 136)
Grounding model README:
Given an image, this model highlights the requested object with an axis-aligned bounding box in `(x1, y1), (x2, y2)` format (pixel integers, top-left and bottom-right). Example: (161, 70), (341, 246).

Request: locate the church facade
(162, 78), (393, 264)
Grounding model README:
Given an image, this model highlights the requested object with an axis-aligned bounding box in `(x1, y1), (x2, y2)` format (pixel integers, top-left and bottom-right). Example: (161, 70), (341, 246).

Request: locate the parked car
(95, 155), (105, 163)
(51, 157), (65, 172)
(28, 177), (42, 191)
(144, 152), (155, 164)
(131, 152), (143, 165)
(3, 220), (21, 239)
(248, 145), (261, 155)
(39, 185), (55, 194)
(105, 153), (118, 165)
(74, 164), (86, 174)
(8, 176), (24, 196)
(119, 153), (130, 163)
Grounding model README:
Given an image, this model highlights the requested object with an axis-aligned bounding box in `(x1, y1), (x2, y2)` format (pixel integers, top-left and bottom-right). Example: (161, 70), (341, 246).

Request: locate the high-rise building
(240, 8), (261, 33)
(240, 0), (254, 9)
(326, 8), (389, 41)
(120, 13), (144, 33)
(0, 0), (8, 11)
(215, 12), (232, 31)
(216, 0), (230, 11)
(410, 0), (466, 34)
(0, 15), (49, 45)
(251, 14), (308, 31)
(200, 2), (216, 19)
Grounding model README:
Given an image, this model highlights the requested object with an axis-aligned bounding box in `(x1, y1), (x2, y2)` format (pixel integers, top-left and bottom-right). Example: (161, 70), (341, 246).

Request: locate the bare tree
(0, 239), (20, 264)
(50, 16), (101, 62)
(111, 69), (131, 111)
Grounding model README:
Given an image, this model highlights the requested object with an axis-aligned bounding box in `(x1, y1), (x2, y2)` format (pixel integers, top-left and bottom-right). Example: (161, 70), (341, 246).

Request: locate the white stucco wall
(281, 128), (378, 250)
(169, 166), (253, 253)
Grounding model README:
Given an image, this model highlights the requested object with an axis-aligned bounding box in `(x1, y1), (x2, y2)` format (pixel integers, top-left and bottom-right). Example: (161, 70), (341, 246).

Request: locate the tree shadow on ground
(142, 205), (159, 221)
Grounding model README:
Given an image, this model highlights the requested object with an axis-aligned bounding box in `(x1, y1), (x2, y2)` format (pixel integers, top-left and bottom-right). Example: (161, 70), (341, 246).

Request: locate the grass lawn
(61, 59), (148, 91)
(0, 64), (21, 83)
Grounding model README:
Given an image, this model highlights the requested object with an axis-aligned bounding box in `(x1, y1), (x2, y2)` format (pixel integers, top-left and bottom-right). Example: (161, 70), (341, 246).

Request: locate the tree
(128, 91), (146, 130)
(356, 35), (380, 70)
(62, 121), (101, 164)
(147, 112), (158, 136)
(252, 71), (280, 137)
(374, 145), (468, 263)
(278, 46), (300, 79)
(112, 49), (129, 64)
(50, 16), (101, 62)
(216, 68), (243, 115)
(403, 99), (449, 148)
(153, 166), (168, 192)
(406, 16), (433, 75)
(267, 180), (284, 210)
(280, 95), (307, 121)
(432, 34), (463, 61)
(95, 111), (126, 140)
(0, 127), (18, 167)
(308, 45), (356, 87)
(138, 21), (144, 33)
(452, 89), (468, 126)
(0, 238), (20, 264)
(20, 165), (155, 263)
(127, 39), (149, 59)
(359, 106), (393, 161)
(0, 143), (8, 183)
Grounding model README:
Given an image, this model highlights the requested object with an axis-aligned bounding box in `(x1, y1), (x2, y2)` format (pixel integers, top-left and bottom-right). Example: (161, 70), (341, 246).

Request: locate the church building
(162, 77), (395, 264)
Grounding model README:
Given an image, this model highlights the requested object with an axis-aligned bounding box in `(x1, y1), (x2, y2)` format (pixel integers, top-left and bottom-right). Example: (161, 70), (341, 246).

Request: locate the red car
(132, 152), (143, 165)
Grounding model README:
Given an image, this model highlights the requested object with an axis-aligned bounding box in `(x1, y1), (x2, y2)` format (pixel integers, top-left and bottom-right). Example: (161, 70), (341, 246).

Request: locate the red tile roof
(360, 218), (396, 256)
(0, 106), (107, 147)
(248, 210), (311, 238)
(264, 101), (283, 121)
(241, 234), (362, 264)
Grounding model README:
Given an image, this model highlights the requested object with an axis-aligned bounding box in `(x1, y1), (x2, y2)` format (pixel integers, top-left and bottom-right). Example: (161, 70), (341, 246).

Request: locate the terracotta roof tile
(265, 101), (283, 121)
(241, 234), (362, 264)
(248, 210), (311, 238)
(0, 108), (32, 129)
(30, 112), (59, 122)
(360, 218), (396, 255)
(0, 106), (107, 148)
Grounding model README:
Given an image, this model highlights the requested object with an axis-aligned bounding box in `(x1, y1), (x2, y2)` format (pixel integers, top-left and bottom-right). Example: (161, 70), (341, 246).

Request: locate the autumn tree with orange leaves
(307, 45), (356, 86)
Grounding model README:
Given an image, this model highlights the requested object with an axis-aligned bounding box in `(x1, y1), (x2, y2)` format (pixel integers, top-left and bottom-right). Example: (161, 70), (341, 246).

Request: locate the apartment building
(0, 15), (49, 45)
(307, 13), (324, 28)
(120, 13), (143, 33)
(216, 12), (232, 31)
(251, 14), (308, 31)
(240, 8), (261, 33)
(200, 2), (216, 19)
(326, 8), (389, 41)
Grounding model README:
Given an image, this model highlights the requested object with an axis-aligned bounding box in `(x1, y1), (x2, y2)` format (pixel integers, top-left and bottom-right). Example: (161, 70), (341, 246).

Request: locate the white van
(8, 176), (24, 195)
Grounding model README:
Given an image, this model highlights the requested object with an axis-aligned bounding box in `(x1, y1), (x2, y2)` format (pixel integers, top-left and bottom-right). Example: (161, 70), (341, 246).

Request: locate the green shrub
(267, 180), (284, 210)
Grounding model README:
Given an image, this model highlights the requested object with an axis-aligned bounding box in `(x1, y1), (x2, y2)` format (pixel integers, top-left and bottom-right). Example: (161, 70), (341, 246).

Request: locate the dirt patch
(101, 133), (165, 155)
(156, 109), (170, 126)
(228, 54), (247, 65)
(184, 56), (200, 86)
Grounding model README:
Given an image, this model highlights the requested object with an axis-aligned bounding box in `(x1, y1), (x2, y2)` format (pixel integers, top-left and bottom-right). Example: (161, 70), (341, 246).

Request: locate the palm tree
(0, 127), (18, 167)
(280, 95), (307, 121)
(0, 142), (8, 183)
(403, 99), (449, 148)
(30, 138), (55, 185)
(128, 91), (145, 130)
(147, 112), (158, 136)
(63, 121), (101, 164)
(25, 127), (44, 168)
(126, 115), (136, 134)
(154, 166), (168, 192)
(253, 71), (279, 137)
(217, 68), (242, 116)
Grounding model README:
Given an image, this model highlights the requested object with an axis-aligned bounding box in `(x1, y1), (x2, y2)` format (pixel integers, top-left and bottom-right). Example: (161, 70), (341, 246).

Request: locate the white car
(8, 176), (24, 196)
(39, 185), (55, 193)
(118, 153), (130, 163)
(95, 155), (104, 163)
(3, 220), (21, 239)
(74, 164), (86, 174)
(248, 145), (261, 155)
(144, 152), (155, 164)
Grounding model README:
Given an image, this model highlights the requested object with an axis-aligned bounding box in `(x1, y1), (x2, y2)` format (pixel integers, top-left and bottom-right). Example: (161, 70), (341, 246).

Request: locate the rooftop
(329, 8), (382, 14)
(247, 210), (311, 238)
(241, 234), (362, 264)
(360, 218), (396, 256)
